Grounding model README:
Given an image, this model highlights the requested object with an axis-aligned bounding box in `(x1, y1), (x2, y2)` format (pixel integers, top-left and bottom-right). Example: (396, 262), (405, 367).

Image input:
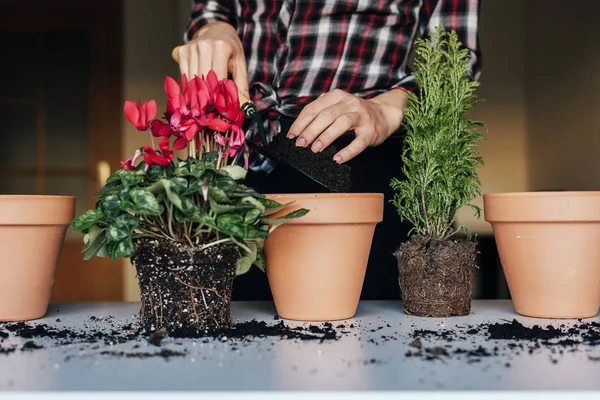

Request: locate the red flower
(120, 149), (142, 170)
(170, 111), (199, 142)
(228, 125), (245, 157)
(207, 115), (232, 133)
(124, 100), (157, 131)
(215, 80), (244, 127)
(143, 137), (173, 167)
(150, 120), (173, 138)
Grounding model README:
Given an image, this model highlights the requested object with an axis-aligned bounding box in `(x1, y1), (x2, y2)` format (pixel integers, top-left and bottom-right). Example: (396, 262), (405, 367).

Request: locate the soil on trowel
(395, 234), (477, 317)
(132, 239), (240, 335)
(266, 132), (352, 192)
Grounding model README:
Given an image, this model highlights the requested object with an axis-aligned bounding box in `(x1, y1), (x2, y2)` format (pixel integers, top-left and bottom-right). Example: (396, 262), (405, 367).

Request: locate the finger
(311, 112), (359, 153)
(231, 56), (250, 99)
(198, 42), (213, 78)
(288, 89), (349, 139)
(212, 47), (230, 80)
(333, 136), (368, 164)
(189, 44), (200, 78)
(178, 46), (191, 80)
(295, 102), (348, 147)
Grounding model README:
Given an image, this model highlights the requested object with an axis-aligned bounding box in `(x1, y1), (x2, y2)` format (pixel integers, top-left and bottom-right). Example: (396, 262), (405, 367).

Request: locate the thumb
(231, 56), (250, 100)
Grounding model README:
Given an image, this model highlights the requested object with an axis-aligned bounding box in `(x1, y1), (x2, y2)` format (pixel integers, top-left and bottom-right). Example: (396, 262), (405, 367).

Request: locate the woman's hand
(287, 89), (407, 163)
(177, 22), (249, 98)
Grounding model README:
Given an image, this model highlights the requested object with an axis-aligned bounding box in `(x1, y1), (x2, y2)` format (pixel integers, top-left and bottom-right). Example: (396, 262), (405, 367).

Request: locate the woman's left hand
(287, 88), (408, 163)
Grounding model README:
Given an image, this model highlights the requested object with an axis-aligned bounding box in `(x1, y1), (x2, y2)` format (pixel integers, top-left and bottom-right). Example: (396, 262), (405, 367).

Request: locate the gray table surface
(0, 300), (599, 392)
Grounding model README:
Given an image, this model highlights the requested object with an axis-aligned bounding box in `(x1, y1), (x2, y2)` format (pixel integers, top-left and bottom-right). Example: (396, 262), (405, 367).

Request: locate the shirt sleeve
(395, 0), (483, 93)
(183, 1), (237, 43)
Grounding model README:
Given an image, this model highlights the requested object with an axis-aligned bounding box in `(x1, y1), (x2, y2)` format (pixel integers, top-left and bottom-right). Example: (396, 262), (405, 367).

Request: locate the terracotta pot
(484, 192), (600, 319)
(264, 193), (384, 321)
(0, 195), (75, 321)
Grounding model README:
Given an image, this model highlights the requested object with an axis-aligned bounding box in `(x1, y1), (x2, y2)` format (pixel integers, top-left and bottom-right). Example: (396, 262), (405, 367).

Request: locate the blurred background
(0, 0), (593, 302)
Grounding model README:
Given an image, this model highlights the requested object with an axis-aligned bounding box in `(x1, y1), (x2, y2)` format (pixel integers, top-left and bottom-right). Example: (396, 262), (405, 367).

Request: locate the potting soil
(132, 239), (239, 334)
(395, 234), (476, 317)
(265, 132), (352, 192)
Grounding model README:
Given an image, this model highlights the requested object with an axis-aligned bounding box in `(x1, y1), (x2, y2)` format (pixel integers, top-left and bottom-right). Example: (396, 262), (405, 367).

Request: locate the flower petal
(206, 70), (219, 92)
(208, 117), (232, 133)
(173, 136), (188, 150)
(164, 76), (181, 97)
(144, 100), (158, 121)
(124, 101), (141, 128)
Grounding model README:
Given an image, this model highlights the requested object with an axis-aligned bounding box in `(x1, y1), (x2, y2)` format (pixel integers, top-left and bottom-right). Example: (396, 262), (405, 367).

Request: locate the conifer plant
(391, 26), (486, 317)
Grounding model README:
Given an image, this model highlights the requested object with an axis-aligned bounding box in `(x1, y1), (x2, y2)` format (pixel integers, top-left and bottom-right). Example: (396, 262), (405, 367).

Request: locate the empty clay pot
(264, 193), (384, 321)
(484, 192), (600, 319)
(0, 195), (75, 321)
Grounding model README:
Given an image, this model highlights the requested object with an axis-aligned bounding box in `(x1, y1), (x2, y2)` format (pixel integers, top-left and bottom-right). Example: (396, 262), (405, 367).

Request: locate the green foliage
(72, 158), (308, 275)
(390, 26), (486, 240)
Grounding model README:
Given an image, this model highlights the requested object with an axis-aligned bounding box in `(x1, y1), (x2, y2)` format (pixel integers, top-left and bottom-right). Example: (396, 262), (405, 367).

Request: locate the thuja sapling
(72, 71), (308, 333)
(391, 26), (486, 317)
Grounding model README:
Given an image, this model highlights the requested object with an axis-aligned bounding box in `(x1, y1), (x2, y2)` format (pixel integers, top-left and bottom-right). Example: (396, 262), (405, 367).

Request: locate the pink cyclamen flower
(120, 148), (142, 170)
(124, 100), (157, 131)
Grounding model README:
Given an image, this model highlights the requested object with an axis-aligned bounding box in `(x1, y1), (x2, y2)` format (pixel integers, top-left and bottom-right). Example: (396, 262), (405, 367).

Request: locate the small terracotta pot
(264, 193), (384, 321)
(0, 195), (75, 321)
(484, 192), (600, 319)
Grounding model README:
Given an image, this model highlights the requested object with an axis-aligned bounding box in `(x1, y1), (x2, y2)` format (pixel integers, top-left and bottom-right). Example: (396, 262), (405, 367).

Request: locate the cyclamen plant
(72, 70), (307, 275)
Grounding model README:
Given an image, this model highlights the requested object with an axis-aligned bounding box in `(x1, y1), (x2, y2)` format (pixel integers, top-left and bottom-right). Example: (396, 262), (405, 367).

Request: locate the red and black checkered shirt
(184, 0), (482, 120)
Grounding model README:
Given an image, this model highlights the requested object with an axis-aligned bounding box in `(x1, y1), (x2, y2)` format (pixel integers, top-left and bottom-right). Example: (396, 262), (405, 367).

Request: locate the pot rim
(0, 195), (76, 200)
(484, 191), (600, 198)
(266, 193), (384, 199)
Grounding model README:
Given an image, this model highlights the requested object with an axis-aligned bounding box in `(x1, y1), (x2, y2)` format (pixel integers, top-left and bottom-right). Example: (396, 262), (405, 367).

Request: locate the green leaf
(106, 168), (144, 187)
(260, 208), (309, 232)
(241, 196), (266, 215)
(72, 209), (102, 233)
(169, 177), (188, 195)
(146, 165), (165, 181)
(183, 178), (203, 196)
(190, 159), (213, 177)
(261, 199), (296, 216)
(128, 188), (163, 215)
(254, 249), (266, 272)
(176, 208), (216, 227)
(209, 196), (255, 215)
(260, 208), (309, 225)
(220, 165), (247, 181)
(210, 187), (231, 203)
(202, 151), (219, 167)
(119, 187), (131, 200)
(217, 213), (269, 239)
(118, 238), (135, 258)
(82, 226), (108, 260)
(100, 195), (121, 220)
(150, 179), (183, 210)
(235, 256), (253, 276)
(179, 196), (196, 215)
(235, 240), (260, 276)
(244, 209), (261, 225)
(106, 214), (139, 243)
(107, 241), (119, 260)
(94, 181), (123, 197)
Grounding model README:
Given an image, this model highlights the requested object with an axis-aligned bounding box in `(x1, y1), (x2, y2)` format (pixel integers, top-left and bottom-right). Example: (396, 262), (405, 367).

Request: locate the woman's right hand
(177, 21), (249, 98)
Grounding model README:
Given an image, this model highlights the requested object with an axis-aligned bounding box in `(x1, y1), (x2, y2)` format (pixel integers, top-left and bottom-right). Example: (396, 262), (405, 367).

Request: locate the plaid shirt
(184, 0), (482, 171)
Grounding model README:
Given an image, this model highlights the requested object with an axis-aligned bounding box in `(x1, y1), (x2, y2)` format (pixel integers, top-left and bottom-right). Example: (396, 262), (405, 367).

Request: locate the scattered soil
(406, 318), (600, 365)
(395, 234), (477, 317)
(0, 316), (341, 361)
(99, 349), (186, 359)
(132, 239), (239, 334)
(265, 132), (352, 192)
